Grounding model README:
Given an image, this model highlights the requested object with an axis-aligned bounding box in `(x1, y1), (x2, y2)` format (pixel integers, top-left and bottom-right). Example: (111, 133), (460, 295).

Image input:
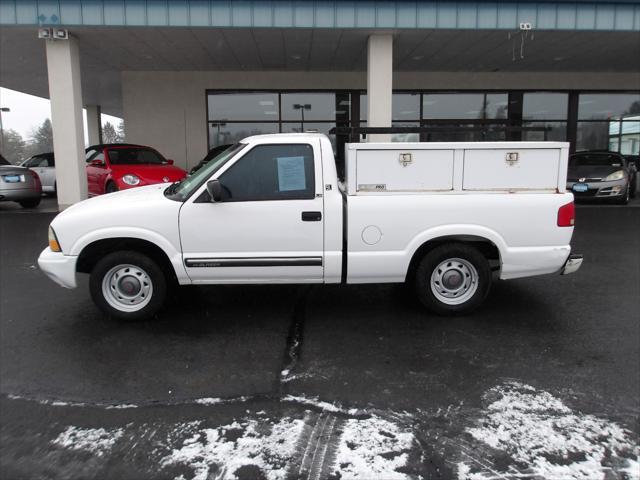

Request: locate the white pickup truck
(38, 133), (582, 320)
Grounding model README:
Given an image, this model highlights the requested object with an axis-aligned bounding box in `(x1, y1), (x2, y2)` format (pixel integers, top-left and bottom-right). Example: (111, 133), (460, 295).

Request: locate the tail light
(557, 201), (575, 227)
(28, 169), (41, 187)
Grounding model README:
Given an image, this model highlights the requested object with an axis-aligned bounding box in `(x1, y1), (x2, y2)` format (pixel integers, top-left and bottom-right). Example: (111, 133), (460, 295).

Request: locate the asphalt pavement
(0, 196), (638, 480)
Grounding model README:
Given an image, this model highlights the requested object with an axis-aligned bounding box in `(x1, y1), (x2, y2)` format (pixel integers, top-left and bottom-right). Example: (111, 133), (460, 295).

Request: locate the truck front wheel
(89, 251), (167, 321)
(415, 243), (491, 315)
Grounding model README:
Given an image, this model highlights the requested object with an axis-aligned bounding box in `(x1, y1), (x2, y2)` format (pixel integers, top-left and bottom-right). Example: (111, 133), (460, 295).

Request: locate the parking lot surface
(1, 198), (638, 479)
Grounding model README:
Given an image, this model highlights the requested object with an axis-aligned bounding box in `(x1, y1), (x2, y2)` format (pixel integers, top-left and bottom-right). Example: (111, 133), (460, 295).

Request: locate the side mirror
(90, 159), (105, 167)
(166, 159), (174, 165)
(206, 179), (223, 202)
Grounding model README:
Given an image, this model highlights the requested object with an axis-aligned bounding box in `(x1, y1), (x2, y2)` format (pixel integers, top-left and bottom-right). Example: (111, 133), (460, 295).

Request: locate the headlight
(604, 170), (625, 181)
(122, 174), (140, 186)
(48, 226), (61, 252)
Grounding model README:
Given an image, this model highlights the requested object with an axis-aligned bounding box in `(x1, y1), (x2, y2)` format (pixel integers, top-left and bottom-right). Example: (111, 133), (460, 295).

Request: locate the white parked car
(38, 134), (582, 320)
(21, 152), (56, 194)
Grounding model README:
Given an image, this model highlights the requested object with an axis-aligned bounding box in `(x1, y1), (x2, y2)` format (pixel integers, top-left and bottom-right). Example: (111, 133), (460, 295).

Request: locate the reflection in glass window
(281, 93), (337, 121)
(577, 122), (614, 152)
(422, 94), (508, 120)
(208, 122), (278, 149)
(218, 144), (315, 201)
(208, 93), (279, 121)
(522, 122), (567, 142)
(392, 94), (421, 121)
(423, 124), (506, 142)
(391, 122), (420, 142)
(522, 93), (568, 120)
(578, 93), (640, 120)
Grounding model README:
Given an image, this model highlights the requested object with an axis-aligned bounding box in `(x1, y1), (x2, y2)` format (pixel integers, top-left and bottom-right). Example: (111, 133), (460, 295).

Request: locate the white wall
(122, 70), (640, 170)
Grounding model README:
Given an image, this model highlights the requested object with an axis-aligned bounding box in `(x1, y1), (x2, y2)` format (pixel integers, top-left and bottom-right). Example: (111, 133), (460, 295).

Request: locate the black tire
(89, 250), (167, 321)
(105, 181), (118, 193)
(414, 243), (492, 316)
(18, 197), (41, 209)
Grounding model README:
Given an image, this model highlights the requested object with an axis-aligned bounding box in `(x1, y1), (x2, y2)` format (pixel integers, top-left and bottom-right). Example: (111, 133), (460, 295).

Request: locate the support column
(367, 34), (393, 143)
(86, 105), (102, 146)
(45, 35), (87, 208)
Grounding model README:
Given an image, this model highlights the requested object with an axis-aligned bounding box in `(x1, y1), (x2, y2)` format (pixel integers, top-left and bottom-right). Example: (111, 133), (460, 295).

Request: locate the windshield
(569, 153), (624, 168)
(108, 148), (166, 165)
(165, 143), (246, 201)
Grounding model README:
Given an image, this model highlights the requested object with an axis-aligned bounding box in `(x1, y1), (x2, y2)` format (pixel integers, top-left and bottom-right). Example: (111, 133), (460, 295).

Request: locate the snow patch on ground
(283, 394), (363, 416)
(331, 415), (415, 479)
(160, 417), (304, 480)
(459, 382), (639, 480)
(52, 426), (124, 456)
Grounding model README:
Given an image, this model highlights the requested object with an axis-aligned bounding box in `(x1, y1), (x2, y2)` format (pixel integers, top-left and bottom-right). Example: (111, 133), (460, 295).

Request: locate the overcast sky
(0, 87), (122, 144)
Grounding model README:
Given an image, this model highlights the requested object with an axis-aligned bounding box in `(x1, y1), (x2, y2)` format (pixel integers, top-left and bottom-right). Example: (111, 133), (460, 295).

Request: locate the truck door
(179, 141), (324, 283)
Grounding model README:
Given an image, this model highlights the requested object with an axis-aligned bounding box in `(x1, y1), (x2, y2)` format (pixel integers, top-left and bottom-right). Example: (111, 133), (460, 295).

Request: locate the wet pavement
(0, 199), (638, 479)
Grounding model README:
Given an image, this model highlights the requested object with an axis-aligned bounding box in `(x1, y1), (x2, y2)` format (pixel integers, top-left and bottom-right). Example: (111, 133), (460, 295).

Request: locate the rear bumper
(561, 254), (583, 275)
(37, 247), (78, 288)
(0, 188), (41, 201)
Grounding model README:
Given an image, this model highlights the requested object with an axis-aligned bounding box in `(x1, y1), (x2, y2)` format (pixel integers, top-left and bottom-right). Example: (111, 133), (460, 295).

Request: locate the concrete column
(45, 35), (87, 208)
(367, 34), (393, 143)
(86, 105), (102, 145)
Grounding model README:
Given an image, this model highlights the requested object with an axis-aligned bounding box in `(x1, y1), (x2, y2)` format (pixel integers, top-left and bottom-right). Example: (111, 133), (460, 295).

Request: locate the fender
(404, 224), (508, 269)
(70, 226), (190, 283)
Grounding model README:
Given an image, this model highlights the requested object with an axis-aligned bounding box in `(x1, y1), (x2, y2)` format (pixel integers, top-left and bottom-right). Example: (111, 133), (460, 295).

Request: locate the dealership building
(1, 0), (639, 208)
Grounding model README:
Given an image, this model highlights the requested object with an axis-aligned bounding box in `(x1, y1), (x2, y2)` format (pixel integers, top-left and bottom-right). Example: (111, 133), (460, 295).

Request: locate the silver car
(21, 152), (56, 194)
(0, 154), (42, 208)
(567, 151), (636, 205)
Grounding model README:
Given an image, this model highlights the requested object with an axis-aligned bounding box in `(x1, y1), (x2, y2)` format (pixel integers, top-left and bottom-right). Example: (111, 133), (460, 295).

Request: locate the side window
(25, 156), (47, 168)
(85, 149), (98, 162)
(218, 144), (315, 201)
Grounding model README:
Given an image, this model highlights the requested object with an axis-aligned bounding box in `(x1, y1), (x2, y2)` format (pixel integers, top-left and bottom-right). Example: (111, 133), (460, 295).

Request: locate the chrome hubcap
(430, 257), (479, 305)
(102, 264), (153, 312)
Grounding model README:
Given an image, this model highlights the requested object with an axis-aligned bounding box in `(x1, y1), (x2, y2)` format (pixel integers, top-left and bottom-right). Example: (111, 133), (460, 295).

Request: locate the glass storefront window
(576, 121), (613, 152)
(208, 93), (279, 121)
(208, 122), (278, 149)
(392, 94), (421, 121)
(578, 93), (640, 120)
(422, 94), (508, 120)
(391, 122), (420, 142)
(281, 93), (337, 121)
(522, 93), (568, 120)
(422, 124), (506, 142)
(522, 122), (567, 142)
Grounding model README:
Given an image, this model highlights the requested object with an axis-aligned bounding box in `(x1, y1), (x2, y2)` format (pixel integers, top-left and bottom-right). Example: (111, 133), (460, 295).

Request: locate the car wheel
(18, 197), (41, 209)
(105, 181), (118, 194)
(414, 243), (492, 315)
(89, 251), (167, 321)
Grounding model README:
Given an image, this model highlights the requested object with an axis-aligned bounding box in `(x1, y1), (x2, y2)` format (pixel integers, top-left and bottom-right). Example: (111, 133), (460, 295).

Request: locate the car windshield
(165, 143), (246, 202)
(108, 148), (166, 165)
(569, 153), (623, 167)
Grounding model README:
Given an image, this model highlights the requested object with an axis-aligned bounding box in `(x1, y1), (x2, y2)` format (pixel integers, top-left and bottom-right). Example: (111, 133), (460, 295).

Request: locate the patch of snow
(331, 415), (415, 480)
(161, 417), (304, 480)
(282, 394), (364, 416)
(52, 426), (124, 456)
(459, 382), (640, 480)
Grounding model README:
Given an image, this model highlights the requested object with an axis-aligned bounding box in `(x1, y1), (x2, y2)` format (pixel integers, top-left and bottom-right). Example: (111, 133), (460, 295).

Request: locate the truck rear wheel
(89, 251), (167, 321)
(415, 243), (491, 315)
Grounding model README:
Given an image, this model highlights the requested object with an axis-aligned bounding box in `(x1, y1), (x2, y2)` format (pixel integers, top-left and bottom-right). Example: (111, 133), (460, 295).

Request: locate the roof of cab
(241, 132), (329, 144)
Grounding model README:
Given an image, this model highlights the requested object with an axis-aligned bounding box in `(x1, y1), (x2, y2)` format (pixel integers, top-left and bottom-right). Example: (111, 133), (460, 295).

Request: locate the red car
(85, 144), (186, 196)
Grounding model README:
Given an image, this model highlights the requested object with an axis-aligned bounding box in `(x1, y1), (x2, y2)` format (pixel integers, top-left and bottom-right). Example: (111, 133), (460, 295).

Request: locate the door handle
(301, 211), (322, 222)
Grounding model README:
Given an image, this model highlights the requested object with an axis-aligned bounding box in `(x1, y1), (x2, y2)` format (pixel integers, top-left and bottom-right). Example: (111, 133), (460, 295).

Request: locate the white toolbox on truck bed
(346, 142), (569, 195)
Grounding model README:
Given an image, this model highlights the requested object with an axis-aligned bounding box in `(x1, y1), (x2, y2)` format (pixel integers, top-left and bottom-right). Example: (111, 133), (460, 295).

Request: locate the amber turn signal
(48, 226), (61, 252)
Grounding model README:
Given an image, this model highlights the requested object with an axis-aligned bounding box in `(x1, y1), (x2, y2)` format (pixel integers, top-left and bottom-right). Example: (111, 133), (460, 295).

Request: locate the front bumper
(566, 179), (627, 199)
(561, 254), (583, 275)
(37, 247), (78, 288)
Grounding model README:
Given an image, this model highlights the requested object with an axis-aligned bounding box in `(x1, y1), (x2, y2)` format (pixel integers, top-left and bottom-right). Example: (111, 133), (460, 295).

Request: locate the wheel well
(405, 235), (501, 282)
(76, 238), (176, 280)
